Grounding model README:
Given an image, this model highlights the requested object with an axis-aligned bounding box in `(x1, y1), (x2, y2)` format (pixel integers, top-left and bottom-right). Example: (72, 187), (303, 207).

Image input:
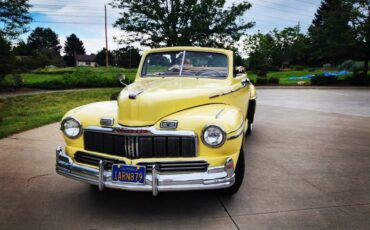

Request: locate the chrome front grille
(83, 129), (197, 159)
(125, 136), (139, 158)
(74, 151), (125, 170)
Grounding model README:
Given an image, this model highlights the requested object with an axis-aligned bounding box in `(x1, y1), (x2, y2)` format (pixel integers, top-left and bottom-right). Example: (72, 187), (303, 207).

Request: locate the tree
(244, 32), (275, 68)
(0, 35), (15, 85)
(308, 0), (356, 66)
(27, 27), (62, 54)
(0, 0), (32, 39)
(113, 46), (141, 68)
(63, 34), (86, 66)
(351, 0), (370, 77)
(110, 0), (254, 48)
(271, 25), (308, 66)
(244, 25), (308, 69)
(95, 48), (114, 66)
(16, 48), (64, 71)
(12, 40), (31, 56)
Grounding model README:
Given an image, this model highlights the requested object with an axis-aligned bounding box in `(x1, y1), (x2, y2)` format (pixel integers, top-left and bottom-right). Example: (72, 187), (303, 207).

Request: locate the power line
(30, 7), (309, 25)
(247, 12), (308, 24)
(32, 19), (307, 29)
(31, 3), (119, 10)
(33, 20), (108, 25)
(31, 13), (118, 19)
(295, 0), (320, 6)
(252, 19), (310, 27)
(30, 9), (115, 14)
(30, 2), (315, 18)
(257, 0), (314, 12)
(29, 1), (317, 29)
(31, 0), (111, 4)
(253, 2), (314, 17)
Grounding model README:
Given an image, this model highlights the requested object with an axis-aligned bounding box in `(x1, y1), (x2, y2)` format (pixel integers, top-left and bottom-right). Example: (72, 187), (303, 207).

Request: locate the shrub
(12, 74), (24, 88)
(257, 69), (267, 77)
(346, 72), (370, 86)
(352, 61), (365, 72)
(255, 77), (268, 85)
(258, 64), (280, 72)
(291, 65), (305, 71)
(339, 59), (353, 70)
(0, 74), (24, 89)
(32, 68), (74, 75)
(268, 77), (279, 84)
(24, 67), (134, 89)
(311, 74), (338, 85)
(110, 92), (120, 100)
(323, 64), (332, 70)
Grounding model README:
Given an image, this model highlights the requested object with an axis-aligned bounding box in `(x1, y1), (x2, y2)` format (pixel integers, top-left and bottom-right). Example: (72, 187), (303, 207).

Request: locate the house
(75, 54), (96, 67)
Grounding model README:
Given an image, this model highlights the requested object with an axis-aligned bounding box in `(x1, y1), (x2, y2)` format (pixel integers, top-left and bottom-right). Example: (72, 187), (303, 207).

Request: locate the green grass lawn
(22, 73), (63, 84)
(0, 88), (121, 138)
(247, 70), (342, 85)
(19, 67), (137, 89)
(271, 70), (322, 85)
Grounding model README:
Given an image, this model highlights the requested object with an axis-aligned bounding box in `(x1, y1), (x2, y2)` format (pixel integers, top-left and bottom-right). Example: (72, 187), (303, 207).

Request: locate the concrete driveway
(1, 89), (370, 229)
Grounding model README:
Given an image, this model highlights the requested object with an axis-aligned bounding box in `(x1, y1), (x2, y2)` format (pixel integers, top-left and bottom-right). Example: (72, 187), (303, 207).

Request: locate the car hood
(117, 77), (230, 126)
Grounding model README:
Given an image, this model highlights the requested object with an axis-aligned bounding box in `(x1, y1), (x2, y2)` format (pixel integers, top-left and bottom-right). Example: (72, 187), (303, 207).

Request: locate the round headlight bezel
(201, 125), (226, 148)
(61, 117), (82, 139)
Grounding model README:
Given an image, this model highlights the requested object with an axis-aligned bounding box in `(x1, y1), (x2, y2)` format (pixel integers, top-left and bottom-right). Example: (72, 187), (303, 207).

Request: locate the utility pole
(104, 4), (108, 67)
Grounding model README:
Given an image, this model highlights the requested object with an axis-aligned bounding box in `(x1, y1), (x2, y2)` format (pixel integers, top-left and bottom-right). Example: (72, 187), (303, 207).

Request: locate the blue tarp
(288, 70), (350, 80)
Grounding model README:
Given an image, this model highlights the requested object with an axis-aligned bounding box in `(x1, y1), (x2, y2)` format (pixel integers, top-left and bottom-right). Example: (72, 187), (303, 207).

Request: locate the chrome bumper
(55, 146), (235, 196)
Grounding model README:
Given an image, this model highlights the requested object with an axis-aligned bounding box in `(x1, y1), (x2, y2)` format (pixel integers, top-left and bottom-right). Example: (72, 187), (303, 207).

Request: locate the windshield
(141, 51), (228, 78)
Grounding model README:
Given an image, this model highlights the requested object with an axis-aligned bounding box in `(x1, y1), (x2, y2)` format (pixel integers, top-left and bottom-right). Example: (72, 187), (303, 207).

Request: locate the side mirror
(234, 66), (246, 75)
(117, 74), (127, 86)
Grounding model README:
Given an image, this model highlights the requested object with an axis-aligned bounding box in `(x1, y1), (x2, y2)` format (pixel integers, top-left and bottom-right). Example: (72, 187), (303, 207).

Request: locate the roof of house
(75, 54), (96, 62)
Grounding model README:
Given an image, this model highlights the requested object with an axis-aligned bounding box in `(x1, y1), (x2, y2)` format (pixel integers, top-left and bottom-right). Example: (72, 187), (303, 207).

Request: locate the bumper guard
(55, 146), (235, 196)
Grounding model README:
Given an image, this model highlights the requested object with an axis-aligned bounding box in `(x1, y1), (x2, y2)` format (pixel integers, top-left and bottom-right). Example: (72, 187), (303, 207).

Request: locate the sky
(24, 0), (322, 55)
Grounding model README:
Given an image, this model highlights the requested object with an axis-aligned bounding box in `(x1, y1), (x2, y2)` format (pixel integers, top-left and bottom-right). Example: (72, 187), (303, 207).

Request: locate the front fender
(155, 104), (245, 161)
(61, 101), (118, 148)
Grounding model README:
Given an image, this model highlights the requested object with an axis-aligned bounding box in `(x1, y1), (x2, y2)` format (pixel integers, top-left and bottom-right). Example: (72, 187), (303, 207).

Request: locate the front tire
(246, 99), (256, 135)
(221, 148), (245, 195)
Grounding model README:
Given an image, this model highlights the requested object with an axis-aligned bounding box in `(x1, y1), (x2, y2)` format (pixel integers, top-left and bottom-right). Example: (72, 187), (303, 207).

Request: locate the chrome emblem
(160, 120), (178, 129)
(100, 117), (114, 126)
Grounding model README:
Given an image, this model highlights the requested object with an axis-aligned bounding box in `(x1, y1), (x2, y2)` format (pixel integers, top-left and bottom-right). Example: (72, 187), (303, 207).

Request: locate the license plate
(112, 164), (146, 185)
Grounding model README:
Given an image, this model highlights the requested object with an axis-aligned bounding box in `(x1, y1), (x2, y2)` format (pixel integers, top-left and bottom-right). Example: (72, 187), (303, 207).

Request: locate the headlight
(61, 117), (82, 139)
(201, 125), (226, 147)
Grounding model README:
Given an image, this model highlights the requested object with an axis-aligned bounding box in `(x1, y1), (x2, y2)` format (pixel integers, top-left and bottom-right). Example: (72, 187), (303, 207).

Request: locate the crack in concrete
(7, 137), (51, 141)
(0, 173), (52, 186)
(26, 173), (52, 186)
(231, 202), (370, 217)
(217, 196), (240, 230)
(0, 176), (26, 181)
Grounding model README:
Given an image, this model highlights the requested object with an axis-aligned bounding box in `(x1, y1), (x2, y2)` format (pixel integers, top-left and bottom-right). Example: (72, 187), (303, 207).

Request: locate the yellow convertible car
(56, 47), (256, 196)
